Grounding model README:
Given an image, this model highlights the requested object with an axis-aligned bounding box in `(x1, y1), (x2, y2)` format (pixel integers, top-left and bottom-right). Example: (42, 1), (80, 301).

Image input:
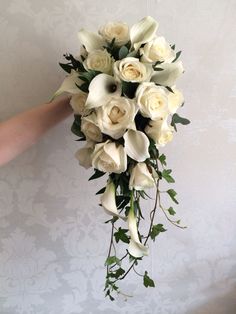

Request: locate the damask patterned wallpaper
(0, 0), (236, 313)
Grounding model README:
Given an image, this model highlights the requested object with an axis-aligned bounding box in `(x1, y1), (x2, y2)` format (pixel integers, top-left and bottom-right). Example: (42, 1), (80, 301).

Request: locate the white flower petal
(128, 208), (148, 258)
(75, 141), (94, 169)
(124, 129), (150, 162)
(130, 16), (158, 50)
(151, 61), (184, 86)
(85, 74), (121, 109)
(129, 163), (156, 190)
(101, 181), (126, 220)
(78, 29), (105, 52)
(51, 70), (81, 100)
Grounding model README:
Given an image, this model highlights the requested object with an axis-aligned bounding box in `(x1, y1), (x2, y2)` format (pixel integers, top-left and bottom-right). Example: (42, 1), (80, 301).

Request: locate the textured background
(0, 0), (236, 313)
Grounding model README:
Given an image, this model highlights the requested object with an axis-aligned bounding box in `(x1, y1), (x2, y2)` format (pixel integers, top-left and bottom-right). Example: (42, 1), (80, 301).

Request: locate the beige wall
(0, 0), (236, 313)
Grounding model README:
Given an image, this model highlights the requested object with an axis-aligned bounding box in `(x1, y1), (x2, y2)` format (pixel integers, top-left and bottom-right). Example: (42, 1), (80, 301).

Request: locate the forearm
(0, 96), (72, 166)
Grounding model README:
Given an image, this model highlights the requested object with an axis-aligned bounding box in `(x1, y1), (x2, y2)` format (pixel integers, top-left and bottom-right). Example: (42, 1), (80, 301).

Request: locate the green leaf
(153, 67), (164, 71)
(143, 271), (155, 288)
(95, 187), (106, 195)
(105, 256), (121, 266)
(161, 169), (175, 183)
(153, 60), (164, 67)
(76, 82), (89, 93)
(108, 267), (125, 279)
(71, 115), (84, 137)
(159, 154), (167, 166)
(59, 62), (73, 73)
(104, 217), (118, 224)
(105, 289), (115, 301)
(171, 113), (190, 131)
(122, 81), (139, 99)
(167, 189), (179, 204)
(118, 46), (129, 59)
(89, 169), (106, 181)
(79, 70), (101, 83)
(63, 53), (85, 72)
(114, 227), (129, 244)
(115, 267), (125, 278)
(171, 44), (176, 50)
(165, 86), (174, 93)
(172, 50), (182, 63)
(168, 207), (176, 216)
(150, 224), (166, 241)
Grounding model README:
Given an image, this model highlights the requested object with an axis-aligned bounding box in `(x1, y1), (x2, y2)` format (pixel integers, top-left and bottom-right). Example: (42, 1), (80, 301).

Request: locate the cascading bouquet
(53, 16), (190, 300)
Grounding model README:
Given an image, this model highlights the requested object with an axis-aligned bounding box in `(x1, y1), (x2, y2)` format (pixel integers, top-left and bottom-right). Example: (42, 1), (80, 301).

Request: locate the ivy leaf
(119, 46), (129, 59)
(143, 271), (155, 288)
(150, 224), (166, 241)
(114, 227), (129, 244)
(171, 113), (190, 131)
(108, 267), (126, 279)
(167, 189), (179, 204)
(172, 50), (182, 63)
(168, 207), (176, 216)
(105, 256), (121, 266)
(89, 169), (106, 181)
(115, 267), (125, 278)
(162, 169), (175, 183)
(159, 154), (167, 166)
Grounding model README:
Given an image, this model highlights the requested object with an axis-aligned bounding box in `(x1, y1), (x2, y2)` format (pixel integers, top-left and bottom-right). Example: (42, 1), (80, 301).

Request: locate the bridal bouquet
(54, 16), (190, 300)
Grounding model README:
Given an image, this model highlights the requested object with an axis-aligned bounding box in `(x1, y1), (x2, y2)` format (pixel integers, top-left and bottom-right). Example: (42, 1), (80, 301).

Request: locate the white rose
(84, 49), (114, 74)
(91, 140), (127, 173)
(99, 22), (129, 46)
(136, 82), (169, 119)
(129, 162), (156, 190)
(81, 114), (103, 142)
(140, 36), (176, 63)
(75, 141), (94, 169)
(96, 96), (136, 139)
(167, 86), (184, 114)
(113, 57), (152, 83)
(70, 92), (88, 115)
(145, 118), (174, 147)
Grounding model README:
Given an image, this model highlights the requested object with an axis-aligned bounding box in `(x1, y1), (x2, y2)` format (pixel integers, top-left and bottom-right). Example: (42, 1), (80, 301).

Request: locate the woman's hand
(0, 96), (73, 166)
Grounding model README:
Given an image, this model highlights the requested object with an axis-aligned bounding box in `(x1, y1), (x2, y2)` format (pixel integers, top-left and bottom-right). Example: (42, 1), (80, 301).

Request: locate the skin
(0, 96), (72, 167)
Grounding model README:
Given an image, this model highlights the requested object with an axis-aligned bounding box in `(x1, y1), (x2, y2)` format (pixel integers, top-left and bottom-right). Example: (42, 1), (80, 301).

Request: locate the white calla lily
(85, 74), (121, 109)
(128, 203), (149, 258)
(130, 16), (158, 50)
(129, 163), (157, 190)
(78, 29), (105, 52)
(51, 70), (81, 100)
(151, 61), (184, 87)
(124, 129), (150, 162)
(101, 181), (126, 220)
